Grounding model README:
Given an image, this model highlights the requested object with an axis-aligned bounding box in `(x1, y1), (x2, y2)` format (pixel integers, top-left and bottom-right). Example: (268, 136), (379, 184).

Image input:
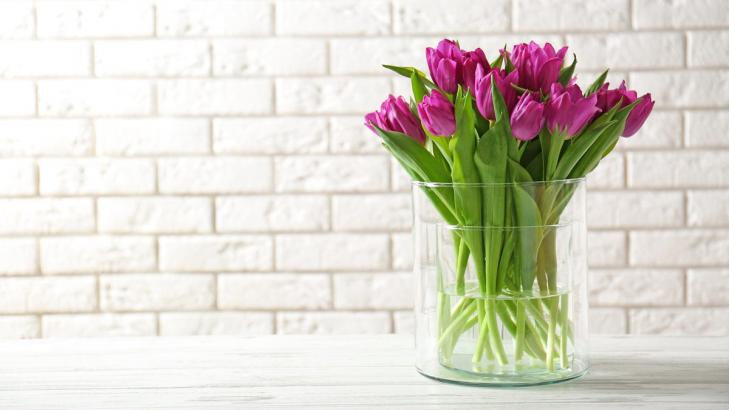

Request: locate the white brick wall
(0, 0), (725, 338)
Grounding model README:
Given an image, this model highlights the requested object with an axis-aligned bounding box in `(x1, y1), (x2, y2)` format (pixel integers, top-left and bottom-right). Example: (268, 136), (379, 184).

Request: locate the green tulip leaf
(585, 69), (609, 96)
(558, 54), (577, 85)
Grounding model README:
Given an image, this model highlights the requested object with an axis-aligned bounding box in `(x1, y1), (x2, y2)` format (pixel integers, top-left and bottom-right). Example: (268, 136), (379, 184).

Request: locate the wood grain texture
(0, 335), (726, 409)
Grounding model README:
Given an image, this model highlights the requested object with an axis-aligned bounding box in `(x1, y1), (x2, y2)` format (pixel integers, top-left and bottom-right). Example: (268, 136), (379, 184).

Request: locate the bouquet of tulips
(364, 40), (653, 371)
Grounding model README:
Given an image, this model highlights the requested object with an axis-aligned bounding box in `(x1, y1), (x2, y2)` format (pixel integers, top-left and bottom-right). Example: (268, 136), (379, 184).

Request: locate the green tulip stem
(514, 300), (526, 361)
(559, 293), (570, 368)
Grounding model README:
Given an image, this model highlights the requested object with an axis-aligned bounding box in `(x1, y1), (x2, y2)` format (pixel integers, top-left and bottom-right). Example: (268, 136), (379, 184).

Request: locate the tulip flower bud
(461, 48), (489, 95)
(426, 39), (464, 94)
(622, 93), (654, 137)
(511, 41), (567, 94)
(475, 68), (519, 121)
(510, 92), (545, 141)
(365, 95), (427, 144)
(417, 90), (456, 137)
(545, 83), (600, 138)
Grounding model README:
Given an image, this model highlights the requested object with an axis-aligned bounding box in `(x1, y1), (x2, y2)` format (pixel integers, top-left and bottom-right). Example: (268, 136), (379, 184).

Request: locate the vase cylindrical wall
(413, 179), (589, 386)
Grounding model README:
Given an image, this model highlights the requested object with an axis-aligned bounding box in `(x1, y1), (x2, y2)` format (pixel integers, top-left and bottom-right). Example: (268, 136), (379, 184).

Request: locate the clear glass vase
(412, 179), (589, 386)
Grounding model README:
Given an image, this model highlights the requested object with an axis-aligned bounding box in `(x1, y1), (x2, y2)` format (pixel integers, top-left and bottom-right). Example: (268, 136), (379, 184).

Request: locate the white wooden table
(0, 335), (726, 409)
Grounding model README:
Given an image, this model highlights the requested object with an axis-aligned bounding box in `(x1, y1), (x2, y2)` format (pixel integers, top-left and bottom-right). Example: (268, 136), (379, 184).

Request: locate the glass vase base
(416, 359), (589, 387)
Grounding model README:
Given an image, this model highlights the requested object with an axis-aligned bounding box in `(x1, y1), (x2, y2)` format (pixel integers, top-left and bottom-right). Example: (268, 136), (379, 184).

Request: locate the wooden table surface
(0, 335), (726, 409)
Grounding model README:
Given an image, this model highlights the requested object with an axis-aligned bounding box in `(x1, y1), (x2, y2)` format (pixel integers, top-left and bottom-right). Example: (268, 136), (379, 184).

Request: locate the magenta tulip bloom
(510, 92), (544, 141)
(365, 95), (426, 144)
(596, 81), (638, 112)
(545, 83), (600, 138)
(417, 90), (456, 137)
(461, 48), (489, 94)
(595, 81), (654, 137)
(474, 67), (519, 121)
(623, 93), (654, 137)
(511, 42), (568, 94)
(426, 39), (464, 94)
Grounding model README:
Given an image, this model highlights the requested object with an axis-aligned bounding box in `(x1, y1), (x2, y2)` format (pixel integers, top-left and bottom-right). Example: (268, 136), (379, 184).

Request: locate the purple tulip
(417, 90), (456, 137)
(623, 93), (654, 137)
(426, 39), (464, 94)
(510, 92), (544, 141)
(365, 95), (426, 144)
(511, 41), (567, 94)
(545, 83), (600, 138)
(596, 81), (638, 112)
(595, 81), (654, 137)
(474, 67), (519, 121)
(461, 48), (489, 94)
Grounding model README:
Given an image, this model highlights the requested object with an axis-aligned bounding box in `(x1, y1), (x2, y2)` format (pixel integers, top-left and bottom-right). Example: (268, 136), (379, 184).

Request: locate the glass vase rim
(412, 177), (585, 188)
(438, 221), (573, 230)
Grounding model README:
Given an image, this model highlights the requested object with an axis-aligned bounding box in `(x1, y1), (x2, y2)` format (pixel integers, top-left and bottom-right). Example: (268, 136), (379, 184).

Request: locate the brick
(39, 158), (155, 195)
(630, 230), (729, 267)
(333, 273), (412, 309)
(98, 197), (212, 234)
(213, 118), (327, 155)
(566, 33), (683, 70)
(0, 316), (39, 339)
(276, 234), (389, 271)
(330, 117), (382, 154)
(36, 1), (153, 38)
(0, 41), (90, 77)
(587, 191), (684, 228)
(618, 111), (682, 149)
(395, 0), (509, 34)
(158, 79), (272, 115)
(630, 70), (729, 108)
(588, 231), (626, 268)
(330, 38), (434, 75)
(277, 0), (389, 35)
(0, 3), (33, 39)
(41, 236), (156, 274)
(158, 157), (271, 194)
(393, 311), (414, 334)
(629, 308), (729, 336)
(157, 0), (271, 37)
(276, 312), (391, 334)
(218, 273), (331, 309)
(38, 80), (152, 116)
(276, 78), (391, 115)
(0, 81), (35, 116)
(514, 0), (628, 31)
(589, 269), (684, 307)
(95, 119), (209, 156)
(332, 194), (411, 231)
(0, 119), (92, 156)
(634, 0), (729, 29)
(688, 190), (729, 227)
(589, 308), (626, 334)
(159, 312), (273, 336)
(686, 110), (729, 147)
(586, 152), (624, 189)
(213, 39), (326, 76)
(688, 269), (729, 306)
(391, 158), (413, 192)
(628, 151), (729, 188)
(0, 276), (96, 314)
(689, 31), (729, 67)
(0, 198), (93, 234)
(0, 159), (35, 195)
(392, 233), (413, 271)
(42, 313), (156, 337)
(216, 195), (329, 232)
(159, 235), (273, 272)
(275, 156), (389, 193)
(95, 40), (210, 77)
(0, 239), (37, 275)
(100, 273), (215, 312)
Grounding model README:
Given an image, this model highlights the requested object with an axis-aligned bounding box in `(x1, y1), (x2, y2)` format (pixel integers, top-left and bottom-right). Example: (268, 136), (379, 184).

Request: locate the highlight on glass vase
(364, 40), (654, 386)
